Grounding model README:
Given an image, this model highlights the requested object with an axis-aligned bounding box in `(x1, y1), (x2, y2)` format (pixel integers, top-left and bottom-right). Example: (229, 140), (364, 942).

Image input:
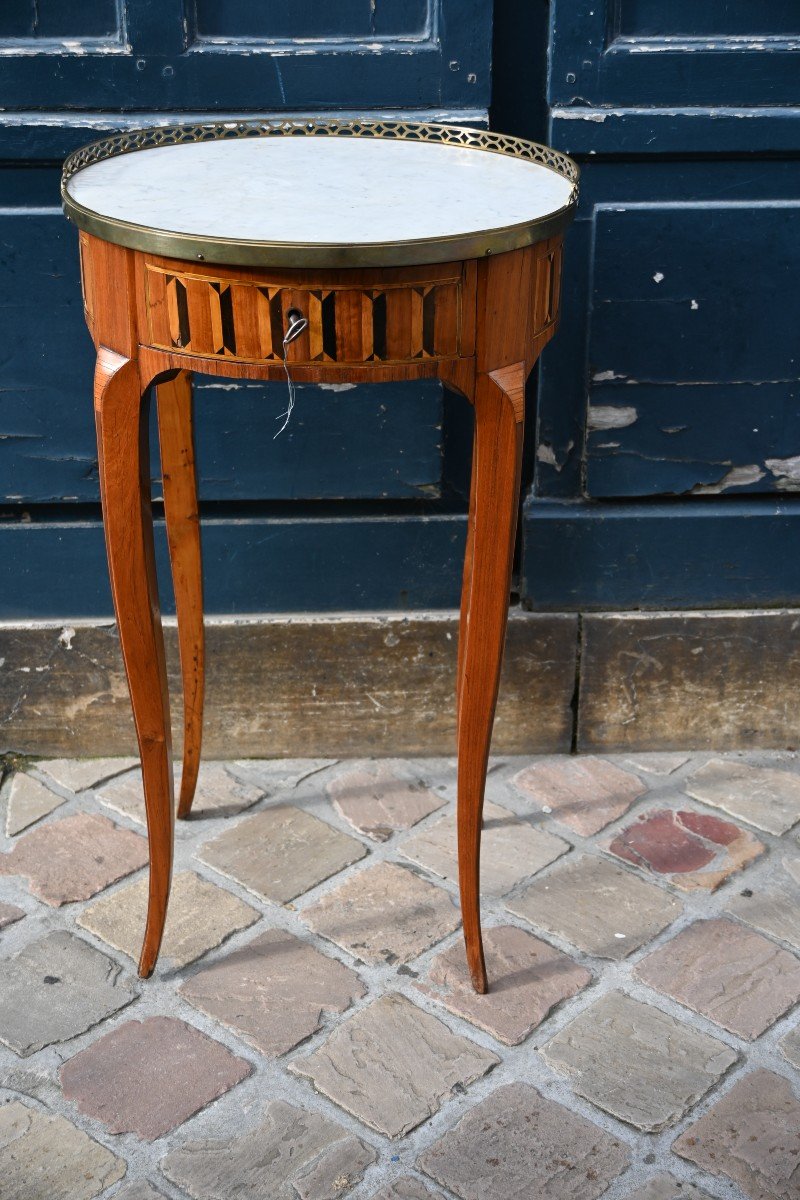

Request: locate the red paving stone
(59, 1017), (251, 1140)
(0, 811), (148, 905)
(604, 808), (764, 890)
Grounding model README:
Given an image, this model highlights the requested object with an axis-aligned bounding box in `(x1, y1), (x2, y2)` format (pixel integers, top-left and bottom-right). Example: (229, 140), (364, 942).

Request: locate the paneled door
(0, 0), (492, 617)
(522, 0), (800, 611)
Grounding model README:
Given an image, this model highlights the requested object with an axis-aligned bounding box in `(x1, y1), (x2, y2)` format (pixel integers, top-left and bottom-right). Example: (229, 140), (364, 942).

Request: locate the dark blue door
(0, 0), (491, 617)
(522, 0), (800, 611)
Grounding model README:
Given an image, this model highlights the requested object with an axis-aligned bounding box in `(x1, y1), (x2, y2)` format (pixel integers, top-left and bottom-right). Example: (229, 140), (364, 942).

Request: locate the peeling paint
(536, 440), (574, 472)
(691, 464), (765, 495)
(59, 627), (76, 651)
(318, 383), (357, 392)
(587, 405), (638, 431)
(555, 110), (608, 122)
(592, 369), (627, 383)
(766, 456), (800, 491)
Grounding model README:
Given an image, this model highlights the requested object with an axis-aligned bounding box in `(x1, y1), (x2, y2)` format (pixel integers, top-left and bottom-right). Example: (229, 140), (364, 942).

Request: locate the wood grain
(456, 364), (526, 992)
(157, 371), (204, 819)
(94, 348), (174, 978)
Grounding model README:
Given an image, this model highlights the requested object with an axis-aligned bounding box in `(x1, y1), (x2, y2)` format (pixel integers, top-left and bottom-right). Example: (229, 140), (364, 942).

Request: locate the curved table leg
(95, 348), (174, 978)
(457, 362), (525, 994)
(157, 371), (204, 820)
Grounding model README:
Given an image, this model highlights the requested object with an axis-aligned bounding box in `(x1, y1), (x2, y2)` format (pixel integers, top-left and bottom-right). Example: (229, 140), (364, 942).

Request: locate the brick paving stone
(624, 753), (690, 776)
(507, 855), (681, 959)
(5, 772), (66, 836)
(417, 1081), (630, 1200)
(370, 1179), (444, 1200)
(77, 870), (259, 968)
(180, 928), (365, 1055)
(0, 900), (25, 930)
(685, 758), (800, 835)
(673, 1069), (800, 1199)
(37, 757), (138, 793)
(59, 1016), (251, 1140)
(604, 807), (764, 892)
(0, 931), (136, 1056)
(0, 1099), (126, 1200)
(199, 804), (366, 903)
(160, 1098), (377, 1199)
(289, 992), (499, 1138)
(302, 861), (459, 965)
(512, 756), (647, 835)
(98, 762), (263, 824)
(726, 855), (800, 951)
(399, 801), (569, 897)
(0, 811), (148, 905)
(622, 1176), (715, 1200)
(635, 917), (800, 1040)
(780, 1026), (800, 1069)
(327, 760), (445, 841)
(541, 990), (737, 1132)
(415, 924), (591, 1045)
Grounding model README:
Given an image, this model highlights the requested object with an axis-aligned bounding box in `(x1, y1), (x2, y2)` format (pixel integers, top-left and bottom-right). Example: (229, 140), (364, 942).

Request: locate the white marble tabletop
(65, 136), (574, 248)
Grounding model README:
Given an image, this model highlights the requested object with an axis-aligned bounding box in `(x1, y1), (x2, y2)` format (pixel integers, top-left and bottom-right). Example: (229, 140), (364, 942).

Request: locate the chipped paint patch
(766, 455), (800, 491)
(318, 383), (357, 393)
(58, 628), (76, 651)
(653, 272), (665, 284)
(691, 464), (765, 495)
(554, 110), (608, 122)
(588, 406), (638, 431)
(592, 369), (628, 383)
(536, 440), (574, 472)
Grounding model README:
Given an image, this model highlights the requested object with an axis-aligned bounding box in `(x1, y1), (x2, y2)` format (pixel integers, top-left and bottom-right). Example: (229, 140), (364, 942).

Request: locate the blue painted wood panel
(0, 0), (490, 111)
(520, 0), (800, 611)
(0, 514), (465, 618)
(586, 204), (800, 498)
(523, 500), (800, 611)
(195, 1), (430, 40)
(0, 0), (118, 38)
(549, 0), (799, 108)
(616, 0), (800, 38)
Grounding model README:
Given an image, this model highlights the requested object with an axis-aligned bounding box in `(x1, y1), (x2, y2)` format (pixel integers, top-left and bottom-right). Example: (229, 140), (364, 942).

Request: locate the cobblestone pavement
(0, 751), (798, 1199)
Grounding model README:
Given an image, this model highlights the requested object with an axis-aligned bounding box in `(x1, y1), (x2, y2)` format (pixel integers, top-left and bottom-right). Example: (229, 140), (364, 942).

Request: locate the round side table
(62, 119), (578, 991)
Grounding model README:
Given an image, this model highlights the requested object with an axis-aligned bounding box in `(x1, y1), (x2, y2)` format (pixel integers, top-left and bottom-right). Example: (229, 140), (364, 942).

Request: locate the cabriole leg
(95, 348), (174, 978)
(157, 371), (204, 819)
(456, 363), (525, 994)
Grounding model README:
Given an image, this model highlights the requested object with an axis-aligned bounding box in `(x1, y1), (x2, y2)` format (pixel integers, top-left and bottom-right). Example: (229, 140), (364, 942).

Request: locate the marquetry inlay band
(144, 266), (463, 364)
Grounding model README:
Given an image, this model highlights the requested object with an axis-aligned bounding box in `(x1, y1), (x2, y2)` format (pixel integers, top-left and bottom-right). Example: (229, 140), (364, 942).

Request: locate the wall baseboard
(578, 609), (800, 752)
(1, 608), (796, 758)
(0, 612), (577, 758)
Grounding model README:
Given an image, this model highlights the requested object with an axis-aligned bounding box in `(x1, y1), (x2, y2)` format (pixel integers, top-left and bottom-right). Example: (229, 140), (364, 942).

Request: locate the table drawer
(141, 260), (474, 365)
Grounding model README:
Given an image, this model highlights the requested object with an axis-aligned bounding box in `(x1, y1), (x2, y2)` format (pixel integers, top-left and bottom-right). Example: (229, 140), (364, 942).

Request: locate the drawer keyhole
(283, 308), (308, 348)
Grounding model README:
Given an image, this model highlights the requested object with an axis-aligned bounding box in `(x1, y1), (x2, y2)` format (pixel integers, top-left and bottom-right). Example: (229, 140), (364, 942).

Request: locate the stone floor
(0, 750), (798, 1200)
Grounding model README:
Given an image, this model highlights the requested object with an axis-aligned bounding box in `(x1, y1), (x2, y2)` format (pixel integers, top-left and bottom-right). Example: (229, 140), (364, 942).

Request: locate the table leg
(157, 371), (205, 820)
(457, 363), (525, 994)
(95, 348), (174, 978)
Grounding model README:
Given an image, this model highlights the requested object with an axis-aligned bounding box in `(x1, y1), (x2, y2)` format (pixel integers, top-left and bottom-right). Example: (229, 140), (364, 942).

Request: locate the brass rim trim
(62, 118), (579, 268)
